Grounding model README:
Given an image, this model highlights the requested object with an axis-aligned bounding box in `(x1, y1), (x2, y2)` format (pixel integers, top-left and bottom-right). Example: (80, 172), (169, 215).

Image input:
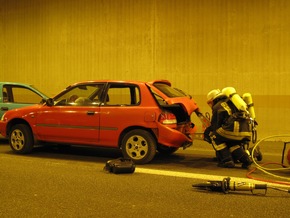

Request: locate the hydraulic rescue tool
(192, 177), (290, 195)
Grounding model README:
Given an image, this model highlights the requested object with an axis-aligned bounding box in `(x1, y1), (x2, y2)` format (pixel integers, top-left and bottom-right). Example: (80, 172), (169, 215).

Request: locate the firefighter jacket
(211, 96), (251, 141)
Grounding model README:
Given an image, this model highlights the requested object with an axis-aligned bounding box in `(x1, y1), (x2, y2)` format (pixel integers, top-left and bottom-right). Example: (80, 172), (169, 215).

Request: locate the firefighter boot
(240, 154), (253, 169)
(230, 145), (253, 169)
(216, 148), (235, 168)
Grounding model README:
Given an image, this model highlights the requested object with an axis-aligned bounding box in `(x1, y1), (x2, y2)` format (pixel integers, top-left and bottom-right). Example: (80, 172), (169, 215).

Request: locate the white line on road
(136, 167), (247, 182)
(135, 167), (290, 188)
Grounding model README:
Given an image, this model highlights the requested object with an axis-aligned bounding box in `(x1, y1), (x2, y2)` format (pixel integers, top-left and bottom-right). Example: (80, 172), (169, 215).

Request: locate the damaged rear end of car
(147, 80), (199, 150)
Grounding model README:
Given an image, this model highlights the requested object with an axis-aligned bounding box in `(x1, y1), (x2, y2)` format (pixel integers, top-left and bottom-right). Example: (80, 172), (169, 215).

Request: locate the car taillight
(159, 111), (177, 125)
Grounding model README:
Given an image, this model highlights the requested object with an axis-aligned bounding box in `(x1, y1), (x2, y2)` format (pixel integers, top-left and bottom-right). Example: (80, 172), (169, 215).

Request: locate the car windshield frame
(29, 85), (49, 98)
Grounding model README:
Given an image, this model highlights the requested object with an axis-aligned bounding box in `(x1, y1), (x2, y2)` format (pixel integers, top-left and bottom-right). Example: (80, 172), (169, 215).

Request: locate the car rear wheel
(9, 124), (34, 154)
(121, 129), (156, 164)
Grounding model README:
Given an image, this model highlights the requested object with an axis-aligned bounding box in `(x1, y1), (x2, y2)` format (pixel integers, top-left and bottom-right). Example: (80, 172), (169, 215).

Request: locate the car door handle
(1, 107), (8, 111)
(87, 111), (95, 115)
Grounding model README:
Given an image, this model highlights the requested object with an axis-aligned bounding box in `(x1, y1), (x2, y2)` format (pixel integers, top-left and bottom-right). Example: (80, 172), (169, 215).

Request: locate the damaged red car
(0, 80), (200, 164)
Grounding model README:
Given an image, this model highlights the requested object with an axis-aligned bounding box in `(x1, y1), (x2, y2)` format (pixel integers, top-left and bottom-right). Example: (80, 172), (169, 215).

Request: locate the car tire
(121, 129), (156, 164)
(9, 124), (34, 154)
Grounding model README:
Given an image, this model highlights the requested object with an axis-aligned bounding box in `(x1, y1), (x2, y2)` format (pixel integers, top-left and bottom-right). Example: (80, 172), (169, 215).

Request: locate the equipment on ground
(104, 158), (135, 174)
(192, 177), (290, 195)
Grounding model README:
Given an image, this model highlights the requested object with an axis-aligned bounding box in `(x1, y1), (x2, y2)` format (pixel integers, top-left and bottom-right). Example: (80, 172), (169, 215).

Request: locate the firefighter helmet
(207, 89), (222, 103)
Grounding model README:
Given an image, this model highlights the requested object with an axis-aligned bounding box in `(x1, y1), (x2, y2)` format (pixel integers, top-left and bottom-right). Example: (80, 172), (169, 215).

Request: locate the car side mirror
(46, 98), (54, 106)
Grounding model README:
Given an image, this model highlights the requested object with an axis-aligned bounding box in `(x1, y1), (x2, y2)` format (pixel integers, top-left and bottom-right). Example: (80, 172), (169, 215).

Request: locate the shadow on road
(1, 141), (218, 169)
(0, 139), (253, 172)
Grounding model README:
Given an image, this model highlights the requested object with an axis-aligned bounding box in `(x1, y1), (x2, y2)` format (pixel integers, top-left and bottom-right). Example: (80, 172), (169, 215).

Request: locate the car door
(0, 84), (46, 117)
(98, 83), (143, 147)
(35, 84), (104, 145)
(35, 105), (101, 145)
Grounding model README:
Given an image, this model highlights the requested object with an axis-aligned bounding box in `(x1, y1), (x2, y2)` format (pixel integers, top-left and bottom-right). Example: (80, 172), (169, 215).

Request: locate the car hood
(1, 104), (42, 120)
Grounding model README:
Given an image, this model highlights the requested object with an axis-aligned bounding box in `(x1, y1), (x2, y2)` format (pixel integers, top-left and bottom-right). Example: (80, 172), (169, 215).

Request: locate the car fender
(0, 105), (41, 136)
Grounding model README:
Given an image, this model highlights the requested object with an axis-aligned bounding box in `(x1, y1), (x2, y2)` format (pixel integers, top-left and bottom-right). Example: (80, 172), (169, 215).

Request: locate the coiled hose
(248, 134), (290, 185)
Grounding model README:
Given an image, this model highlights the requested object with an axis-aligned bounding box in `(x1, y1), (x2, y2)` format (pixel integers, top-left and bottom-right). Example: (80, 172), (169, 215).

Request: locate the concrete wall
(1, 0), (290, 139)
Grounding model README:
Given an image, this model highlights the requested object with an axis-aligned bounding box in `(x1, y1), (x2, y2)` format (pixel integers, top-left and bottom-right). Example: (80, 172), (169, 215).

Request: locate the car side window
(4, 85), (43, 104)
(105, 85), (140, 106)
(152, 92), (167, 105)
(2, 87), (9, 102)
(54, 84), (104, 106)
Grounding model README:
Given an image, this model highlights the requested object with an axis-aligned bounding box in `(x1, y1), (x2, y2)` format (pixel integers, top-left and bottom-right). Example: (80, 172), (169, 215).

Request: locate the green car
(0, 82), (48, 118)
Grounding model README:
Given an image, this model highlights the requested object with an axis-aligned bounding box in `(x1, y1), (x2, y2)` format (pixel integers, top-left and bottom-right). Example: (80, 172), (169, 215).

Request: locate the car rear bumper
(156, 122), (197, 148)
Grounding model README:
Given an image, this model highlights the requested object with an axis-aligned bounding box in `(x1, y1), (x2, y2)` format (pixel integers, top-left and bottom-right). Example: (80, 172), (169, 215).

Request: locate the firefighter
(204, 89), (253, 169)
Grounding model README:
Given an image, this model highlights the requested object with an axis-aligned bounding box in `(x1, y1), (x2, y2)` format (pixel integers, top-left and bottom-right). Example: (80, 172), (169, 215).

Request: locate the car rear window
(153, 83), (187, 98)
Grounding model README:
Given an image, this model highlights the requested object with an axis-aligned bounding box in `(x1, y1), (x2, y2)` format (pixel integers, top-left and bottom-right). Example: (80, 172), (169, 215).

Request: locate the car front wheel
(9, 124), (34, 154)
(121, 129), (156, 164)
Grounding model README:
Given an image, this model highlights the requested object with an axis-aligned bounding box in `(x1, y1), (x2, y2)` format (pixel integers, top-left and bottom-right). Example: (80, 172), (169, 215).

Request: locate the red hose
(246, 162), (290, 186)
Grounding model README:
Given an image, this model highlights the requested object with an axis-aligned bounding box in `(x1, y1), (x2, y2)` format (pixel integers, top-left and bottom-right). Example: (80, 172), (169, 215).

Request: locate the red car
(0, 80), (200, 164)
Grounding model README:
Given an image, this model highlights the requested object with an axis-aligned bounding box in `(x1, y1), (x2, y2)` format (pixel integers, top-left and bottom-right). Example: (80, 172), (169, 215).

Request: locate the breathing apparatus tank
(242, 93), (256, 120)
(222, 87), (248, 112)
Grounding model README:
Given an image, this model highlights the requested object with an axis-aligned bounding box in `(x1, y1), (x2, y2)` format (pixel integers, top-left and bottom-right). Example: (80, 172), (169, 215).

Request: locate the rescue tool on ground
(192, 177), (290, 195)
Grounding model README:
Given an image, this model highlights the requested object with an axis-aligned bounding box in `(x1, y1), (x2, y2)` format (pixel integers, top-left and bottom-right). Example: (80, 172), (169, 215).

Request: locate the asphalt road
(1, 138), (290, 218)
